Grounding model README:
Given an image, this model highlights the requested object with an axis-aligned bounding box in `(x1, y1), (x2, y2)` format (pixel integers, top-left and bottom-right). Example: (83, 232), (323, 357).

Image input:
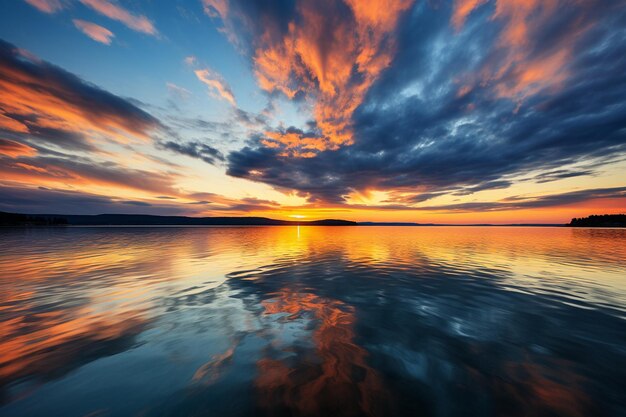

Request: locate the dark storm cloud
(159, 140), (225, 165)
(0, 39), (160, 152)
(227, 1), (626, 204)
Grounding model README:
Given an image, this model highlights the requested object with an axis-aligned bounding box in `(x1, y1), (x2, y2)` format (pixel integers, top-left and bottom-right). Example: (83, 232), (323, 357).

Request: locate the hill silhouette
(0, 212), (356, 226)
(0, 212), (68, 226)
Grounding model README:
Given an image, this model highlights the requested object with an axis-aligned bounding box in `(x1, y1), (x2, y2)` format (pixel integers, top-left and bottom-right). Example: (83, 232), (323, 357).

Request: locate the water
(0, 226), (624, 417)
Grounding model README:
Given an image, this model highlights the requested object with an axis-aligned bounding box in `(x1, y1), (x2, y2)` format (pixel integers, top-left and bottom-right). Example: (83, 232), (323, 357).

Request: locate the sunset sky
(1, 0), (625, 223)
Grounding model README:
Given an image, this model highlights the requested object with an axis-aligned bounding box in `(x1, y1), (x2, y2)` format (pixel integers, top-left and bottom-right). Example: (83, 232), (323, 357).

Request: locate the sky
(0, 0), (625, 223)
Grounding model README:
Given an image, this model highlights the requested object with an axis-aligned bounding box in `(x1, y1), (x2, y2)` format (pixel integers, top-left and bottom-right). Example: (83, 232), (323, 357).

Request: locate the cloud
(227, 1), (626, 206)
(0, 39), (160, 152)
(451, 0), (612, 108)
(206, 0), (414, 156)
(0, 154), (181, 196)
(0, 139), (37, 158)
(0, 184), (169, 215)
(194, 68), (236, 106)
(166, 82), (192, 100)
(79, 0), (157, 36)
(415, 187), (626, 213)
(159, 140), (225, 165)
(0, 183), (282, 216)
(451, 0), (487, 30)
(23, 0), (64, 14)
(452, 180), (512, 196)
(532, 169), (596, 184)
(0, 113), (29, 133)
(73, 19), (115, 45)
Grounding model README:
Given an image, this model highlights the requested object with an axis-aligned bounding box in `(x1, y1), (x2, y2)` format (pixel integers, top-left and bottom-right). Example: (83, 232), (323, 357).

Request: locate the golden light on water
(0, 227), (625, 415)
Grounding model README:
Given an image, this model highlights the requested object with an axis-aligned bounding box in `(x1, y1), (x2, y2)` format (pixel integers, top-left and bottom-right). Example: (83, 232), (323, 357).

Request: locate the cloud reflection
(2, 227), (625, 416)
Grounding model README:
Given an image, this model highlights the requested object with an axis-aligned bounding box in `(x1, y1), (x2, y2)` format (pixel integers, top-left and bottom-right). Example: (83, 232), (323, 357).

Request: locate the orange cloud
(210, 0), (414, 157)
(261, 131), (326, 158)
(73, 19), (115, 45)
(0, 139), (37, 158)
(23, 0), (64, 14)
(0, 113), (29, 133)
(0, 43), (159, 148)
(79, 0), (157, 36)
(202, 0), (228, 19)
(453, 0), (591, 105)
(451, 0), (488, 30)
(194, 68), (237, 106)
(0, 158), (181, 196)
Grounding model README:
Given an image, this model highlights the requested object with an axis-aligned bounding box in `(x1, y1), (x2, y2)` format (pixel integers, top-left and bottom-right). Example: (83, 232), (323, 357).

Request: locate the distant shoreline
(0, 211), (564, 227)
(1, 211), (624, 227)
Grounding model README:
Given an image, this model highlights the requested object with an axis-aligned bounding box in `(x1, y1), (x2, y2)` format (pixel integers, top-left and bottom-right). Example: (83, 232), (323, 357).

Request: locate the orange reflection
(2, 226), (625, 413)
(256, 289), (390, 416)
(0, 305), (146, 386)
(193, 345), (236, 384)
(466, 357), (591, 417)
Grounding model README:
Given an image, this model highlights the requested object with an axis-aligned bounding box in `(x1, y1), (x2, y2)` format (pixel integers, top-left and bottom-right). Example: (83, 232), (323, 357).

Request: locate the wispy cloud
(0, 139), (37, 158)
(0, 154), (181, 196)
(73, 19), (114, 45)
(0, 39), (160, 152)
(166, 82), (192, 100)
(79, 0), (157, 36)
(194, 68), (236, 106)
(159, 140), (225, 166)
(452, 0), (594, 105)
(23, 0), (64, 14)
(415, 187), (626, 213)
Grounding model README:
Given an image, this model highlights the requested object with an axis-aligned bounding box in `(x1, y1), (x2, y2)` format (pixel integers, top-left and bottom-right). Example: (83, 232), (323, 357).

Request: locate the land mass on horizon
(1, 212), (623, 227)
(567, 214), (626, 227)
(0, 211), (587, 227)
(0, 212), (356, 226)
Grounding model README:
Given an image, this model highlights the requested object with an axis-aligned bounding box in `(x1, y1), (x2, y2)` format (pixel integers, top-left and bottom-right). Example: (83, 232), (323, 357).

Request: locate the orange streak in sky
(0, 139), (37, 158)
(0, 51), (159, 148)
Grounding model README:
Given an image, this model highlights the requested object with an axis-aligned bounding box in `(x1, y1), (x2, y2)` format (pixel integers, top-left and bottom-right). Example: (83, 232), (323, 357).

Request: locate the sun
(289, 214), (306, 219)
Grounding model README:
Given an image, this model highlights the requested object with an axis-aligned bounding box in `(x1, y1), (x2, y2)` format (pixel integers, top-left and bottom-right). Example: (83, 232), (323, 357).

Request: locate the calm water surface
(0, 226), (625, 417)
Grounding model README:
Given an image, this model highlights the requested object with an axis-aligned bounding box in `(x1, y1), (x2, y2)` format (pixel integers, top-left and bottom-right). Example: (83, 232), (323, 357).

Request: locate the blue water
(0, 226), (624, 416)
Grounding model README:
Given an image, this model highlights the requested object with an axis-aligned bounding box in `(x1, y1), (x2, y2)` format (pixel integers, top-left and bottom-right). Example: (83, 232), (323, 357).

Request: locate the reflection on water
(0, 226), (624, 416)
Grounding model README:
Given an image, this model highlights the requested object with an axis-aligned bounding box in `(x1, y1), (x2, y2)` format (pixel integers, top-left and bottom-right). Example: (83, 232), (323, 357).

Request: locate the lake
(0, 226), (625, 417)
